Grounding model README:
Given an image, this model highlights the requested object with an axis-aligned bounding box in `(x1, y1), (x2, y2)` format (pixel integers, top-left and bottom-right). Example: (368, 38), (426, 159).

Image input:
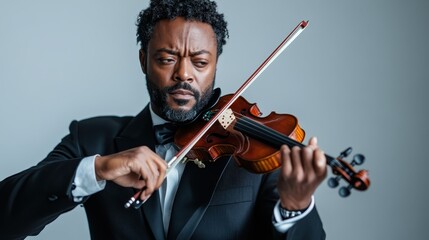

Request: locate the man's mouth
(169, 89), (195, 100)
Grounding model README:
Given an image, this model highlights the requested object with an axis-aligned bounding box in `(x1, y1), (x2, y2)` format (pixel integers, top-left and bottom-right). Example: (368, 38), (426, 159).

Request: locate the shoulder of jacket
(69, 115), (133, 140)
(65, 115), (136, 155)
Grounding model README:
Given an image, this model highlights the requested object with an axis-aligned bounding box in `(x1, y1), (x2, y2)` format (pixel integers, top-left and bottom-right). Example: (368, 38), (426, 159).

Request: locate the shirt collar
(149, 104), (169, 126)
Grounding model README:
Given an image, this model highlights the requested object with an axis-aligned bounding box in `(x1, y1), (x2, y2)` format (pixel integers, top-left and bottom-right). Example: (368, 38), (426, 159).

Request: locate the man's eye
(158, 58), (175, 64)
(194, 61), (208, 68)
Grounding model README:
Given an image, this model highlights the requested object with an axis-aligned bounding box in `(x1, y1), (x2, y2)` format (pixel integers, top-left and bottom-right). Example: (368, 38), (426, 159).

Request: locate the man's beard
(146, 76), (214, 123)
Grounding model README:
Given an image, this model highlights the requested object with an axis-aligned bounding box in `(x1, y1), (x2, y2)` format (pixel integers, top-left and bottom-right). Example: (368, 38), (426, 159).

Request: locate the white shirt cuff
(71, 155), (106, 202)
(272, 195), (315, 233)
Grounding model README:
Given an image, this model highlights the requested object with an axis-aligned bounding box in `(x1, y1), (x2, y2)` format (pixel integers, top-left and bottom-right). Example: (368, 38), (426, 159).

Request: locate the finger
(152, 155), (168, 187)
(301, 146), (315, 174)
(309, 136), (317, 145)
(129, 172), (146, 189)
(290, 146), (304, 181)
(142, 150), (167, 188)
(313, 149), (327, 178)
(146, 153), (168, 192)
(156, 163), (167, 188)
(307, 136), (320, 150)
(133, 180), (147, 190)
(280, 145), (292, 177)
(136, 161), (156, 200)
(145, 156), (166, 189)
(131, 148), (162, 196)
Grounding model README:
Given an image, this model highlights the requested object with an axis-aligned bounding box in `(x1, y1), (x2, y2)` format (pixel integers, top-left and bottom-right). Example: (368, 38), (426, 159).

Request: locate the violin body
(175, 94), (305, 173)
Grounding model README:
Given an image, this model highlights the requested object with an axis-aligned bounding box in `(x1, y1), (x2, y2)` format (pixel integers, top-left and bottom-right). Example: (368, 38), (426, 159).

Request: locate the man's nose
(174, 58), (193, 82)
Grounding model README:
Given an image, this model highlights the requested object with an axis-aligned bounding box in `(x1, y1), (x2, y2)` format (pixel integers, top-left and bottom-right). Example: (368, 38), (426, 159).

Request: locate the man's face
(140, 17), (218, 122)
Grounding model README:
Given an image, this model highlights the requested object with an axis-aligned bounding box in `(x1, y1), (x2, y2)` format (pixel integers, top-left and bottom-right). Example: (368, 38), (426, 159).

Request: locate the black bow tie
(153, 123), (178, 145)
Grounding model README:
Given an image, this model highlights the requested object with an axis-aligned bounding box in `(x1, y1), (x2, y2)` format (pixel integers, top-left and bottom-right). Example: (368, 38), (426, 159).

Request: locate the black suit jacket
(0, 105), (325, 240)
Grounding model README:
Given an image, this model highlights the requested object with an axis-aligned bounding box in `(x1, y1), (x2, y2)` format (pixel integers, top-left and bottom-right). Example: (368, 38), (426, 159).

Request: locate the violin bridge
(218, 108), (236, 130)
(181, 157), (206, 168)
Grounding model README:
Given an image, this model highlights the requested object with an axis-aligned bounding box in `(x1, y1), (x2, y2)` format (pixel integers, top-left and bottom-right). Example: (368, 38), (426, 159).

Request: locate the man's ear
(139, 49), (147, 74)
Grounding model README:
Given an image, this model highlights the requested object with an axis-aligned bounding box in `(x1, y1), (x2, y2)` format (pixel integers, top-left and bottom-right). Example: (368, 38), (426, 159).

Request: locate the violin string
(237, 116), (342, 168)
(232, 113), (343, 168)
(234, 115), (302, 148)
(237, 117), (299, 147)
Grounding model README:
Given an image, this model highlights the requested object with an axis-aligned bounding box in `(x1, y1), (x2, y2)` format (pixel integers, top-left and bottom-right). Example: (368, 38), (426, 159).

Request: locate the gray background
(1, 0), (428, 239)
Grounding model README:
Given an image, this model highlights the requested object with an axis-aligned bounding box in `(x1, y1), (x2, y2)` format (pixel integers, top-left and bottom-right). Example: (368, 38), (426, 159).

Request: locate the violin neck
(233, 116), (337, 166)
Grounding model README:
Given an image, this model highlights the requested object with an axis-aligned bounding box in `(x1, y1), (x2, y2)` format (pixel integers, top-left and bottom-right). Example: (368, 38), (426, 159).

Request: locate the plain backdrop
(1, 0), (428, 239)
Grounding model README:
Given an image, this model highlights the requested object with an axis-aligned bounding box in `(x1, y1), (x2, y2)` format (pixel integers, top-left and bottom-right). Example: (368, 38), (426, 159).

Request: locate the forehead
(149, 17), (217, 54)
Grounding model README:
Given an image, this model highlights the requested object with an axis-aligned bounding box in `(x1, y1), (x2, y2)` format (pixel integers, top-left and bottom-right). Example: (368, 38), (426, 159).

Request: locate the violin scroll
(327, 147), (370, 197)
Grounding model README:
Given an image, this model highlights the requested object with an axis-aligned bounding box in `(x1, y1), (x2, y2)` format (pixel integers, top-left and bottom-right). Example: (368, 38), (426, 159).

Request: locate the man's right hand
(94, 146), (167, 201)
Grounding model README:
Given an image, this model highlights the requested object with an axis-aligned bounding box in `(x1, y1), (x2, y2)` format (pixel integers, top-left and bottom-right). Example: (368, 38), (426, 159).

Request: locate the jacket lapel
(115, 105), (156, 150)
(115, 105), (166, 240)
(167, 156), (231, 240)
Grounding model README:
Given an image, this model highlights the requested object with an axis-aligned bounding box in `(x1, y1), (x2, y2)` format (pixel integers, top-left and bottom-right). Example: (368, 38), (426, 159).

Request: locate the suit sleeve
(257, 170), (326, 240)
(0, 120), (86, 239)
(281, 206), (326, 240)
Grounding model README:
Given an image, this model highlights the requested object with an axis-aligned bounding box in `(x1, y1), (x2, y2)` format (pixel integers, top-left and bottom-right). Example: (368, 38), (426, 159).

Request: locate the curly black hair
(136, 0), (229, 57)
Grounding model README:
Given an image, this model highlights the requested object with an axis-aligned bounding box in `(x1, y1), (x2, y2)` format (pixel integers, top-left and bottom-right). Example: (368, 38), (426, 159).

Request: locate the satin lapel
(115, 105), (166, 240)
(167, 157), (231, 240)
(115, 105), (156, 150)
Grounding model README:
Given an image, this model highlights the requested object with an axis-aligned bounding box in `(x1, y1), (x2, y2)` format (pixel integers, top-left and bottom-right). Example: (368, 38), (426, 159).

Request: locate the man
(0, 0), (327, 239)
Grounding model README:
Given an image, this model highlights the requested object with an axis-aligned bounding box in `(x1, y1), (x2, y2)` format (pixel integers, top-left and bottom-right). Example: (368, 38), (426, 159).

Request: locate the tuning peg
(339, 147), (353, 158)
(328, 176), (341, 188)
(351, 154), (365, 166)
(339, 185), (352, 197)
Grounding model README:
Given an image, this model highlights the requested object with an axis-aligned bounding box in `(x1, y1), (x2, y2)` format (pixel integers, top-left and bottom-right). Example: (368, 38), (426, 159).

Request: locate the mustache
(166, 82), (199, 97)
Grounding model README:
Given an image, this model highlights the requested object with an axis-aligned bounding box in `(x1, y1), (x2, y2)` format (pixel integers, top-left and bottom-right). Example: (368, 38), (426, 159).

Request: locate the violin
(175, 93), (370, 197)
(125, 20), (370, 209)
